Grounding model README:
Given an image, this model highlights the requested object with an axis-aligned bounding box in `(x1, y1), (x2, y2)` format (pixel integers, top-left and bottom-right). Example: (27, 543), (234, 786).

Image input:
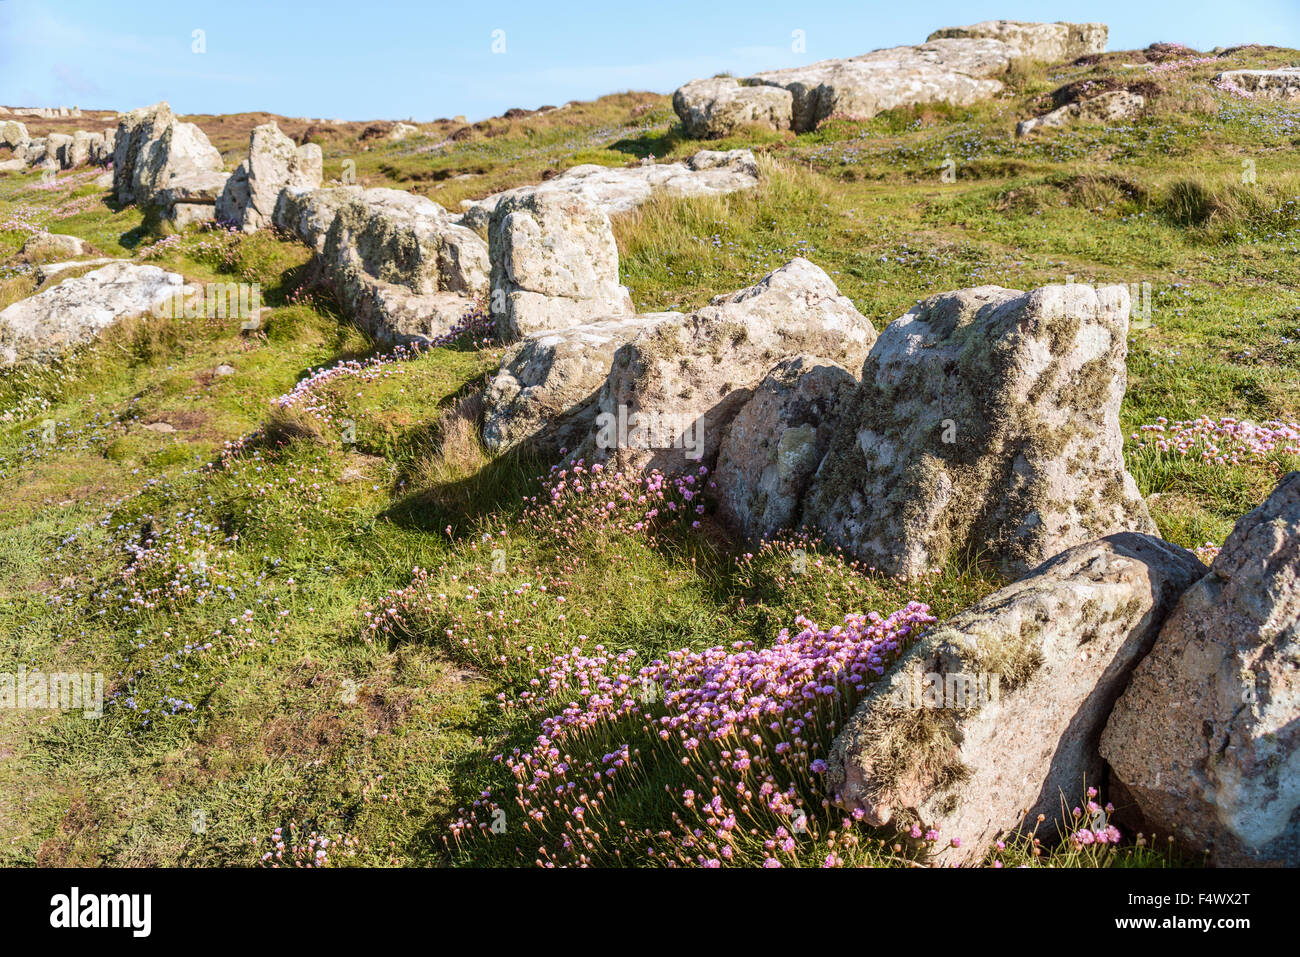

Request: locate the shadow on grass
(381, 446), (547, 537)
(609, 124), (690, 159)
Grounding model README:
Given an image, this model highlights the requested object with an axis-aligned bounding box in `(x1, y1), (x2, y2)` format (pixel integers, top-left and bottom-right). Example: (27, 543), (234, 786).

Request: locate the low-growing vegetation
(1, 39), (1296, 867)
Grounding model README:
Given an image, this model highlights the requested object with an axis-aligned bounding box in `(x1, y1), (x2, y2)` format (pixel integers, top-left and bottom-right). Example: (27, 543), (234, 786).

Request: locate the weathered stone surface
(1100, 472), (1300, 866)
(748, 39), (1012, 132)
(133, 119), (225, 206)
(59, 130), (94, 168)
(804, 283), (1155, 579)
(1214, 68), (1300, 99)
(488, 188), (632, 339)
(714, 355), (857, 541)
(482, 312), (682, 456)
(1017, 90), (1144, 136)
(575, 258), (877, 475)
(312, 187), (489, 344)
(216, 121), (323, 232)
(829, 533), (1205, 866)
(673, 78), (793, 138)
(1, 119), (31, 150)
(0, 262), (185, 365)
(46, 133), (73, 169)
(88, 129), (114, 165)
(674, 23), (1105, 136)
(459, 150), (760, 235)
(113, 102), (225, 217)
(273, 186), (356, 253)
(113, 102), (176, 204)
(35, 258), (124, 283)
(388, 122), (419, 141)
(19, 137), (48, 166)
(19, 232), (93, 261)
(927, 21), (1108, 62)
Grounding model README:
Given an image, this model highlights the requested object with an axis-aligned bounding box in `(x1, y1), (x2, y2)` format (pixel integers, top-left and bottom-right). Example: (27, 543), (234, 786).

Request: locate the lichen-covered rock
(803, 283), (1155, 579)
(0, 119), (30, 150)
(1214, 68), (1300, 99)
(1100, 472), (1300, 866)
(19, 232), (93, 262)
(574, 258), (876, 475)
(18, 137), (48, 166)
(927, 21), (1108, 62)
(216, 121), (323, 232)
(60, 130), (94, 168)
(46, 133), (73, 169)
(747, 39), (1012, 132)
(488, 188), (632, 339)
(112, 102), (176, 204)
(458, 150), (760, 236)
(133, 119), (225, 206)
(829, 533), (1205, 866)
(482, 312), (682, 456)
(273, 186), (357, 253)
(714, 355), (857, 541)
(0, 262), (186, 365)
(112, 102), (226, 218)
(88, 129), (115, 166)
(319, 187), (489, 344)
(672, 78), (793, 138)
(1017, 90), (1144, 136)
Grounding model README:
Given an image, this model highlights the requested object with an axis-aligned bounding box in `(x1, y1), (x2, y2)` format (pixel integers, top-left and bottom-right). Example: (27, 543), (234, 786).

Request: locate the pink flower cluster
(274, 344), (424, 423)
(257, 824), (358, 867)
(448, 601), (937, 866)
(428, 301), (497, 348)
(532, 459), (710, 533)
(645, 604), (933, 743)
(1131, 415), (1300, 465)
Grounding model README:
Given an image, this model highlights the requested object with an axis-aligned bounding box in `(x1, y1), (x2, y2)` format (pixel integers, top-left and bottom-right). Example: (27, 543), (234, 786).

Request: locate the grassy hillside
(0, 43), (1296, 867)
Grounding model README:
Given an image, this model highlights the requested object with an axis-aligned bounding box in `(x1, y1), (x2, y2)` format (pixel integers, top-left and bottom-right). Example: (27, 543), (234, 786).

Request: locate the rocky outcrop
(927, 21), (1108, 62)
(1017, 90), (1144, 136)
(88, 129), (115, 166)
(274, 186), (357, 253)
(673, 22), (1109, 136)
(803, 283), (1155, 579)
(1214, 68), (1300, 99)
(482, 312), (682, 456)
(113, 102), (227, 223)
(17, 138), (50, 168)
(828, 533), (1204, 866)
(573, 258), (876, 475)
(459, 150), (760, 234)
(2, 123), (112, 171)
(60, 130), (94, 168)
(216, 121), (323, 232)
(45, 134), (73, 169)
(113, 102), (176, 203)
(311, 187), (489, 345)
(1101, 472), (1300, 866)
(714, 355), (857, 541)
(19, 232), (94, 262)
(746, 39), (1012, 133)
(488, 188), (633, 339)
(673, 79), (794, 139)
(0, 262), (186, 365)
(1, 119), (31, 151)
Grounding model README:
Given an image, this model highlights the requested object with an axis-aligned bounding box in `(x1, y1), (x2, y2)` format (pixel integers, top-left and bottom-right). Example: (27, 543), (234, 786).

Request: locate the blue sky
(2, 0), (1298, 121)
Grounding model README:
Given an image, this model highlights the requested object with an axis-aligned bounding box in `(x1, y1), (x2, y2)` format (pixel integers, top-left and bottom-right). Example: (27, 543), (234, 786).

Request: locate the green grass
(1, 48), (1297, 867)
